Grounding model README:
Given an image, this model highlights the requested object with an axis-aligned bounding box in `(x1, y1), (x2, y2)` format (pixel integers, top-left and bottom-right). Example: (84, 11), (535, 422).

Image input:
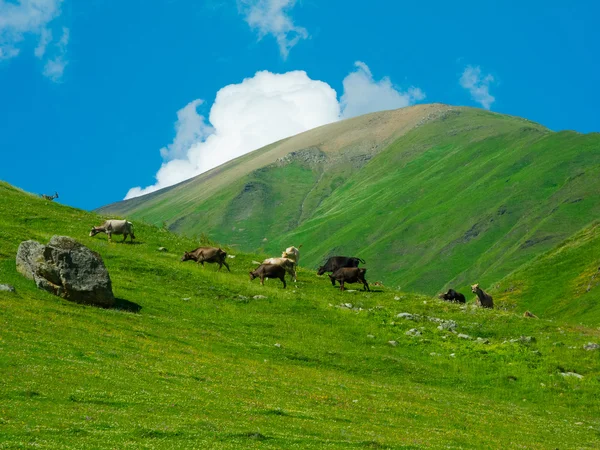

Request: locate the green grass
(1, 181), (600, 448)
(97, 107), (600, 325)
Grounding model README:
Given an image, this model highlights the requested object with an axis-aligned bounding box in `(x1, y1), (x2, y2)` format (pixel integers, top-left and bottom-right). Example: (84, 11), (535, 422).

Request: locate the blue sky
(1, 0), (598, 210)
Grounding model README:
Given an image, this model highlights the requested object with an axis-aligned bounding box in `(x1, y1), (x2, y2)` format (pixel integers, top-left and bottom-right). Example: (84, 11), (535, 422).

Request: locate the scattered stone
(458, 334), (471, 340)
(345, 290), (357, 293)
(0, 284), (16, 293)
(253, 295), (267, 300)
(560, 372), (583, 379)
(510, 336), (536, 344)
(449, 353), (456, 358)
(342, 303), (353, 309)
(182, 297), (191, 301)
(237, 295), (249, 300)
(397, 312), (416, 320)
(388, 340), (398, 347)
(405, 328), (421, 337)
(274, 343), (281, 348)
(476, 337), (490, 344)
(393, 296), (400, 300)
(227, 255), (236, 259)
(366, 335), (375, 339)
(583, 342), (600, 351)
(430, 352), (440, 356)
(434, 319), (457, 331)
(157, 247), (168, 252)
(16, 236), (114, 307)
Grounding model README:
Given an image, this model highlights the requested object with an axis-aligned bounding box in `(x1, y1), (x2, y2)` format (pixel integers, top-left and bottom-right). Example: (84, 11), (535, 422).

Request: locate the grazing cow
(328, 267), (370, 292)
(263, 257), (296, 281)
(41, 192), (59, 201)
(89, 219), (135, 242)
(181, 247), (230, 272)
(471, 284), (493, 308)
(438, 289), (466, 304)
(281, 245), (301, 281)
(317, 256), (365, 276)
(249, 264), (286, 288)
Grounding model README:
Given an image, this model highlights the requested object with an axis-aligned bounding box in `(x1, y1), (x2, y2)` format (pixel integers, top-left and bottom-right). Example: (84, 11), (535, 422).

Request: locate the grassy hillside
(99, 106), (600, 324)
(2, 182), (600, 448)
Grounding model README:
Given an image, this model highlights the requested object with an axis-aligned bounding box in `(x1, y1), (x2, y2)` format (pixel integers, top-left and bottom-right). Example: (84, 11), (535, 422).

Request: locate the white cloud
(239, 0), (308, 59)
(125, 70), (340, 199)
(0, 1), (68, 81)
(42, 26), (68, 82)
(340, 61), (426, 119)
(459, 65), (495, 110)
(125, 62), (424, 199)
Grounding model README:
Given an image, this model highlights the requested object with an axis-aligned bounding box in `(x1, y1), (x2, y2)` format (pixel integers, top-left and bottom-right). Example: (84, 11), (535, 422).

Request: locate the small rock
(510, 336), (536, 344)
(430, 352), (440, 356)
(476, 337), (490, 344)
(366, 335), (375, 339)
(405, 328), (421, 337)
(0, 284), (16, 293)
(388, 340), (398, 347)
(157, 247), (168, 252)
(393, 296), (400, 300)
(182, 297), (191, 301)
(449, 353), (456, 358)
(583, 342), (599, 351)
(396, 313), (415, 320)
(227, 254), (236, 259)
(345, 290), (357, 293)
(342, 303), (353, 309)
(458, 334), (471, 340)
(560, 372), (583, 379)
(237, 295), (249, 300)
(253, 295), (267, 300)
(274, 343), (281, 348)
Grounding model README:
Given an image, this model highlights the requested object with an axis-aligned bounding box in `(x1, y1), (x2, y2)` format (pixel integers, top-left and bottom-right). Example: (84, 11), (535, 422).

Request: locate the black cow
(181, 247), (230, 272)
(438, 289), (466, 304)
(328, 267), (370, 292)
(317, 256), (365, 276)
(249, 264), (287, 288)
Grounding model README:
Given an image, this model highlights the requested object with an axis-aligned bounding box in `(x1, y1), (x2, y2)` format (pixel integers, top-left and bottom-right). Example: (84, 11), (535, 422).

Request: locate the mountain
(98, 104), (600, 320)
(2, 180), (600, 448)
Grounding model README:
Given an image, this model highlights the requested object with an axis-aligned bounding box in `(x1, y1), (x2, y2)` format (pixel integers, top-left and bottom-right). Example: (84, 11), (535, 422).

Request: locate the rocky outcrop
(16, 236), (114, 307)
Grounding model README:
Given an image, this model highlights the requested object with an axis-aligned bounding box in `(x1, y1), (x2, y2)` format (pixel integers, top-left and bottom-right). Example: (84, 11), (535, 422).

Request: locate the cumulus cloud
(239, 0), (308, 59)
(125, 70), (340, 199)
(340, 61), (426, 119)
(125, 62), (425, 199)
(459, 65), (495, 110)
(0, 0), (68, 81)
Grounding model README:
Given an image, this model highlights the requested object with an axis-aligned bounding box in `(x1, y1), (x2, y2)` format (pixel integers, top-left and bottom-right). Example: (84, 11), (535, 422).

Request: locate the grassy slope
(97, 107), (600, 325)
(1, 181), (600, 448)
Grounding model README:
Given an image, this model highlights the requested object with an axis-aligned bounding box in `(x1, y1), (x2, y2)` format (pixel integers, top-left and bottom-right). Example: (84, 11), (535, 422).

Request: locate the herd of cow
(89, 219), (494, 307)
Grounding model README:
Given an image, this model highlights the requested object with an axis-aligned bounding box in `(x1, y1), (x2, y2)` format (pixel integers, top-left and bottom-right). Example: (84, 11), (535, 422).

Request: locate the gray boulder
(16, 236), (114, 307)
(0, 284), (16, 292)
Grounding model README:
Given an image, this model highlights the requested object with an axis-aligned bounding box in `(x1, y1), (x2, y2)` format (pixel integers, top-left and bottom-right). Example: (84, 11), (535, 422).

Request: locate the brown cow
(181, 247), (230, 272)
(329, 267), (370, 292)
(249, 264), (286, 288)
(471, 284), (493, 308)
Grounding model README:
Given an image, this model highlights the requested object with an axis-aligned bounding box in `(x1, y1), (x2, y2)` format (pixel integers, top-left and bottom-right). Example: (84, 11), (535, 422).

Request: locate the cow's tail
(358, 258), (366, 264)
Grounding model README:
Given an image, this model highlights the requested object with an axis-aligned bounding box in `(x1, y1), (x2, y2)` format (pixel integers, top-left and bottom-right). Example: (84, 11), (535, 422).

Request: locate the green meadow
(1, 181), (600, 448)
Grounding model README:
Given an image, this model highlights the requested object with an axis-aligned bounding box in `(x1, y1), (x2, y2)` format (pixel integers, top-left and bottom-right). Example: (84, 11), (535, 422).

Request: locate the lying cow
(328, 267), (370, 292)
(317, 256), (365, 276)
(263, 257), (296, 281)
(249, 263), (286, 288)
(471, 283), (493, 308)
(181, 247), (230, 272)
(90, 219), (135, 242)
(281, 245), (301, 281)
(438, 288), (466, 303)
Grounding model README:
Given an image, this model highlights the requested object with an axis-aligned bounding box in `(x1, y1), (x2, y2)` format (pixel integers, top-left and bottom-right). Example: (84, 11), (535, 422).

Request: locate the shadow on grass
(111, 298), (142, 313)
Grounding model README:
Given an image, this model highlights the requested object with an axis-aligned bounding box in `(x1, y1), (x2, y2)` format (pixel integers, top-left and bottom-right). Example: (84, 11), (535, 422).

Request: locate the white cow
(90, 219), (135, 242)
(262, 257), (296, 281)
(280, 245), (301, 281)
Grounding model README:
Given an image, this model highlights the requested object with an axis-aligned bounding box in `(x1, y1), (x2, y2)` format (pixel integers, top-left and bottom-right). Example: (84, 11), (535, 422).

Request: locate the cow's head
(317, 266), (326, 276)
(437, 293), (447, 300)
(89, 227), (100, 237)
(181, 252), (193, 262)
(471, 284), (479, 293)
(249, 271), (257, 281)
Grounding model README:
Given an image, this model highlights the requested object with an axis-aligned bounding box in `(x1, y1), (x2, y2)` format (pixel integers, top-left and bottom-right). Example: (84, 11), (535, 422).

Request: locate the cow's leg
(260, 275), (265, 286)
(122, 233), (128, 242)
(223, 260), (231, 272)
(107, 232), (112, 243)
(293, 265), (297, 282)
(281, 275), (287, 289)
(363, 278), (370, 292)
(340, 280), (345, 292)
(217, 261), (222, 272)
